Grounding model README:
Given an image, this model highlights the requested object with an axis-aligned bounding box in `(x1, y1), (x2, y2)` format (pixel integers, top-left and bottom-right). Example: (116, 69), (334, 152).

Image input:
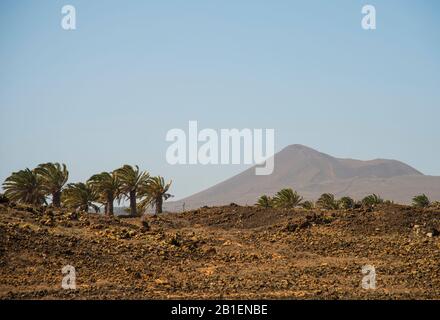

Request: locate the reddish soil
(1, 203), (440, 299)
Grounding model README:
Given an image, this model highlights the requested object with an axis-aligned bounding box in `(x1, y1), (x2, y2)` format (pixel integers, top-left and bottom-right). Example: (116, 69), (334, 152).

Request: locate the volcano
(170, 144), (440, 209)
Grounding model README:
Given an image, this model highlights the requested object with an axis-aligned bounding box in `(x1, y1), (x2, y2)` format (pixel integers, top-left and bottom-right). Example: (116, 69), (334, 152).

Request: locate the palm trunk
(107, 194), (114, 216)
(129, 190), (137, 217)
(155, 196), (163, 214)
(52, 191), (61, 207)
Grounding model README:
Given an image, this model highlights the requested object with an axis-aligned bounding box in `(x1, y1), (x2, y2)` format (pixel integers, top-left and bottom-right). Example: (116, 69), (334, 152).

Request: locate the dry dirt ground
(1, 202), (440, 300)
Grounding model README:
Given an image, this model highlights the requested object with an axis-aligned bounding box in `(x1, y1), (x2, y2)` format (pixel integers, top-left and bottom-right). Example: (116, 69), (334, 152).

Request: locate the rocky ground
(1, 202), (440, 299)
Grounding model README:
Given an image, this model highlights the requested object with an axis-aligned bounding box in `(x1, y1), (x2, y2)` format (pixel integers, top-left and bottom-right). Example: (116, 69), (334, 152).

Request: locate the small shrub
(256, 195), (273, 208)
(338, 196), (354, 210)
(412, 194), (430, 208)
(316, 193), (338, 210)
(361, 194), (383, 209)
(301, 200), (314, 210)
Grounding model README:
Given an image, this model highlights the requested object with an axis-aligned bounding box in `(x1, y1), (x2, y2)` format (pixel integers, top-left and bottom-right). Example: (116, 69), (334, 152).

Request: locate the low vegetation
(316, 193), (339, 210)
(361, 194), (384, 208)
(338, 196), (355, 210)
(256, 190), (438, 211)
(256, 195), (273, 208)
(412, 194), (430, 208)
(301, 200), (314, 210)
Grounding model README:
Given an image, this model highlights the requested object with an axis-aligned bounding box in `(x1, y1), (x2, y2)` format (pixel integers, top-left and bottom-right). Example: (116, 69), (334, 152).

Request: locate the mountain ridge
(168, 144), (438, 210)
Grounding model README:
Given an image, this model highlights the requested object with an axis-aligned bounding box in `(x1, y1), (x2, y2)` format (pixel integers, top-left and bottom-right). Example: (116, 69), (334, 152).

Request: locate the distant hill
(168, 144), (440, 210)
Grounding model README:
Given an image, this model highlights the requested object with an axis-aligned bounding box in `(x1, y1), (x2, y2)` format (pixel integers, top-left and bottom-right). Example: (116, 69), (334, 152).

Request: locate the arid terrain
(1, 202), (440, 300)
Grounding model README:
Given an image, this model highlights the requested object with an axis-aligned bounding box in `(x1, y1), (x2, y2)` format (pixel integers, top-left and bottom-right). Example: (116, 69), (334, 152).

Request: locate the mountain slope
(170, 144), (439, 209)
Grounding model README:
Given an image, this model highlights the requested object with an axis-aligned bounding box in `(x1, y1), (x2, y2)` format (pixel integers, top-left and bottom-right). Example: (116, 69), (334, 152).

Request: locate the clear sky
(1, 0), (439, 200)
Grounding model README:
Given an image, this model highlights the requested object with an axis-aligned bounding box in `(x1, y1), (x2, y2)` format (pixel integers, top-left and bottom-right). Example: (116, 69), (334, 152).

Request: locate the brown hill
(171, 144), (440, 209)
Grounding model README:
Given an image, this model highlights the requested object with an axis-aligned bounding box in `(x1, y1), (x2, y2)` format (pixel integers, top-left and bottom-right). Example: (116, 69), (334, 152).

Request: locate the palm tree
(88, 172), (121, 215)
(361, 194), (383, 208)
(338, 196), (355, 210)
(412, 194), (430, 208)
(272, 188), (303, 208)
(62, 182), (100, 213)
(114, 165), (150, 217)
(35, 162), (69, 207)
(256, 195), (273, 208)
(139, 176), (172, 214)
(301, 200), (314, 210)
(2, 169), (46, 205)
(316, 193), (338, 210)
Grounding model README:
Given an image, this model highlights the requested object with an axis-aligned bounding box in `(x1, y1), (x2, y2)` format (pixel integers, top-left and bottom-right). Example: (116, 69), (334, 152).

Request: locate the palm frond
(2, 169), (46, 205)
(62, 182), (100, 213)
(412, 194), (430, 208)
(256, 195), (273, 208)
(272, 188), (303, 208)
(316, 193), (339, 210)
(138, 176), (173, 214)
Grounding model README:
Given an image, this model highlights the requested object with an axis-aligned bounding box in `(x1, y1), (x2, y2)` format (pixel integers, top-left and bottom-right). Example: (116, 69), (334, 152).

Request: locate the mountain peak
(282, 144), (320, 152)
(172, 145), (434, 209)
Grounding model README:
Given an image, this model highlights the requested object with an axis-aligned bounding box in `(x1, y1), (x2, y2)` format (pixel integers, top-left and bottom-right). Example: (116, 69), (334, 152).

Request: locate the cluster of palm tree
(2, 163), (68, 207)
(314, 193), (388, 210)
(256, 189), (438, 210)
(2, 163), (172, 216)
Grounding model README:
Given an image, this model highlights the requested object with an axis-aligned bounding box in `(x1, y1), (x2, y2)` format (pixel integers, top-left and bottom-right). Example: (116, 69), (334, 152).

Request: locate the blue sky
(1, 0), (439, 200)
